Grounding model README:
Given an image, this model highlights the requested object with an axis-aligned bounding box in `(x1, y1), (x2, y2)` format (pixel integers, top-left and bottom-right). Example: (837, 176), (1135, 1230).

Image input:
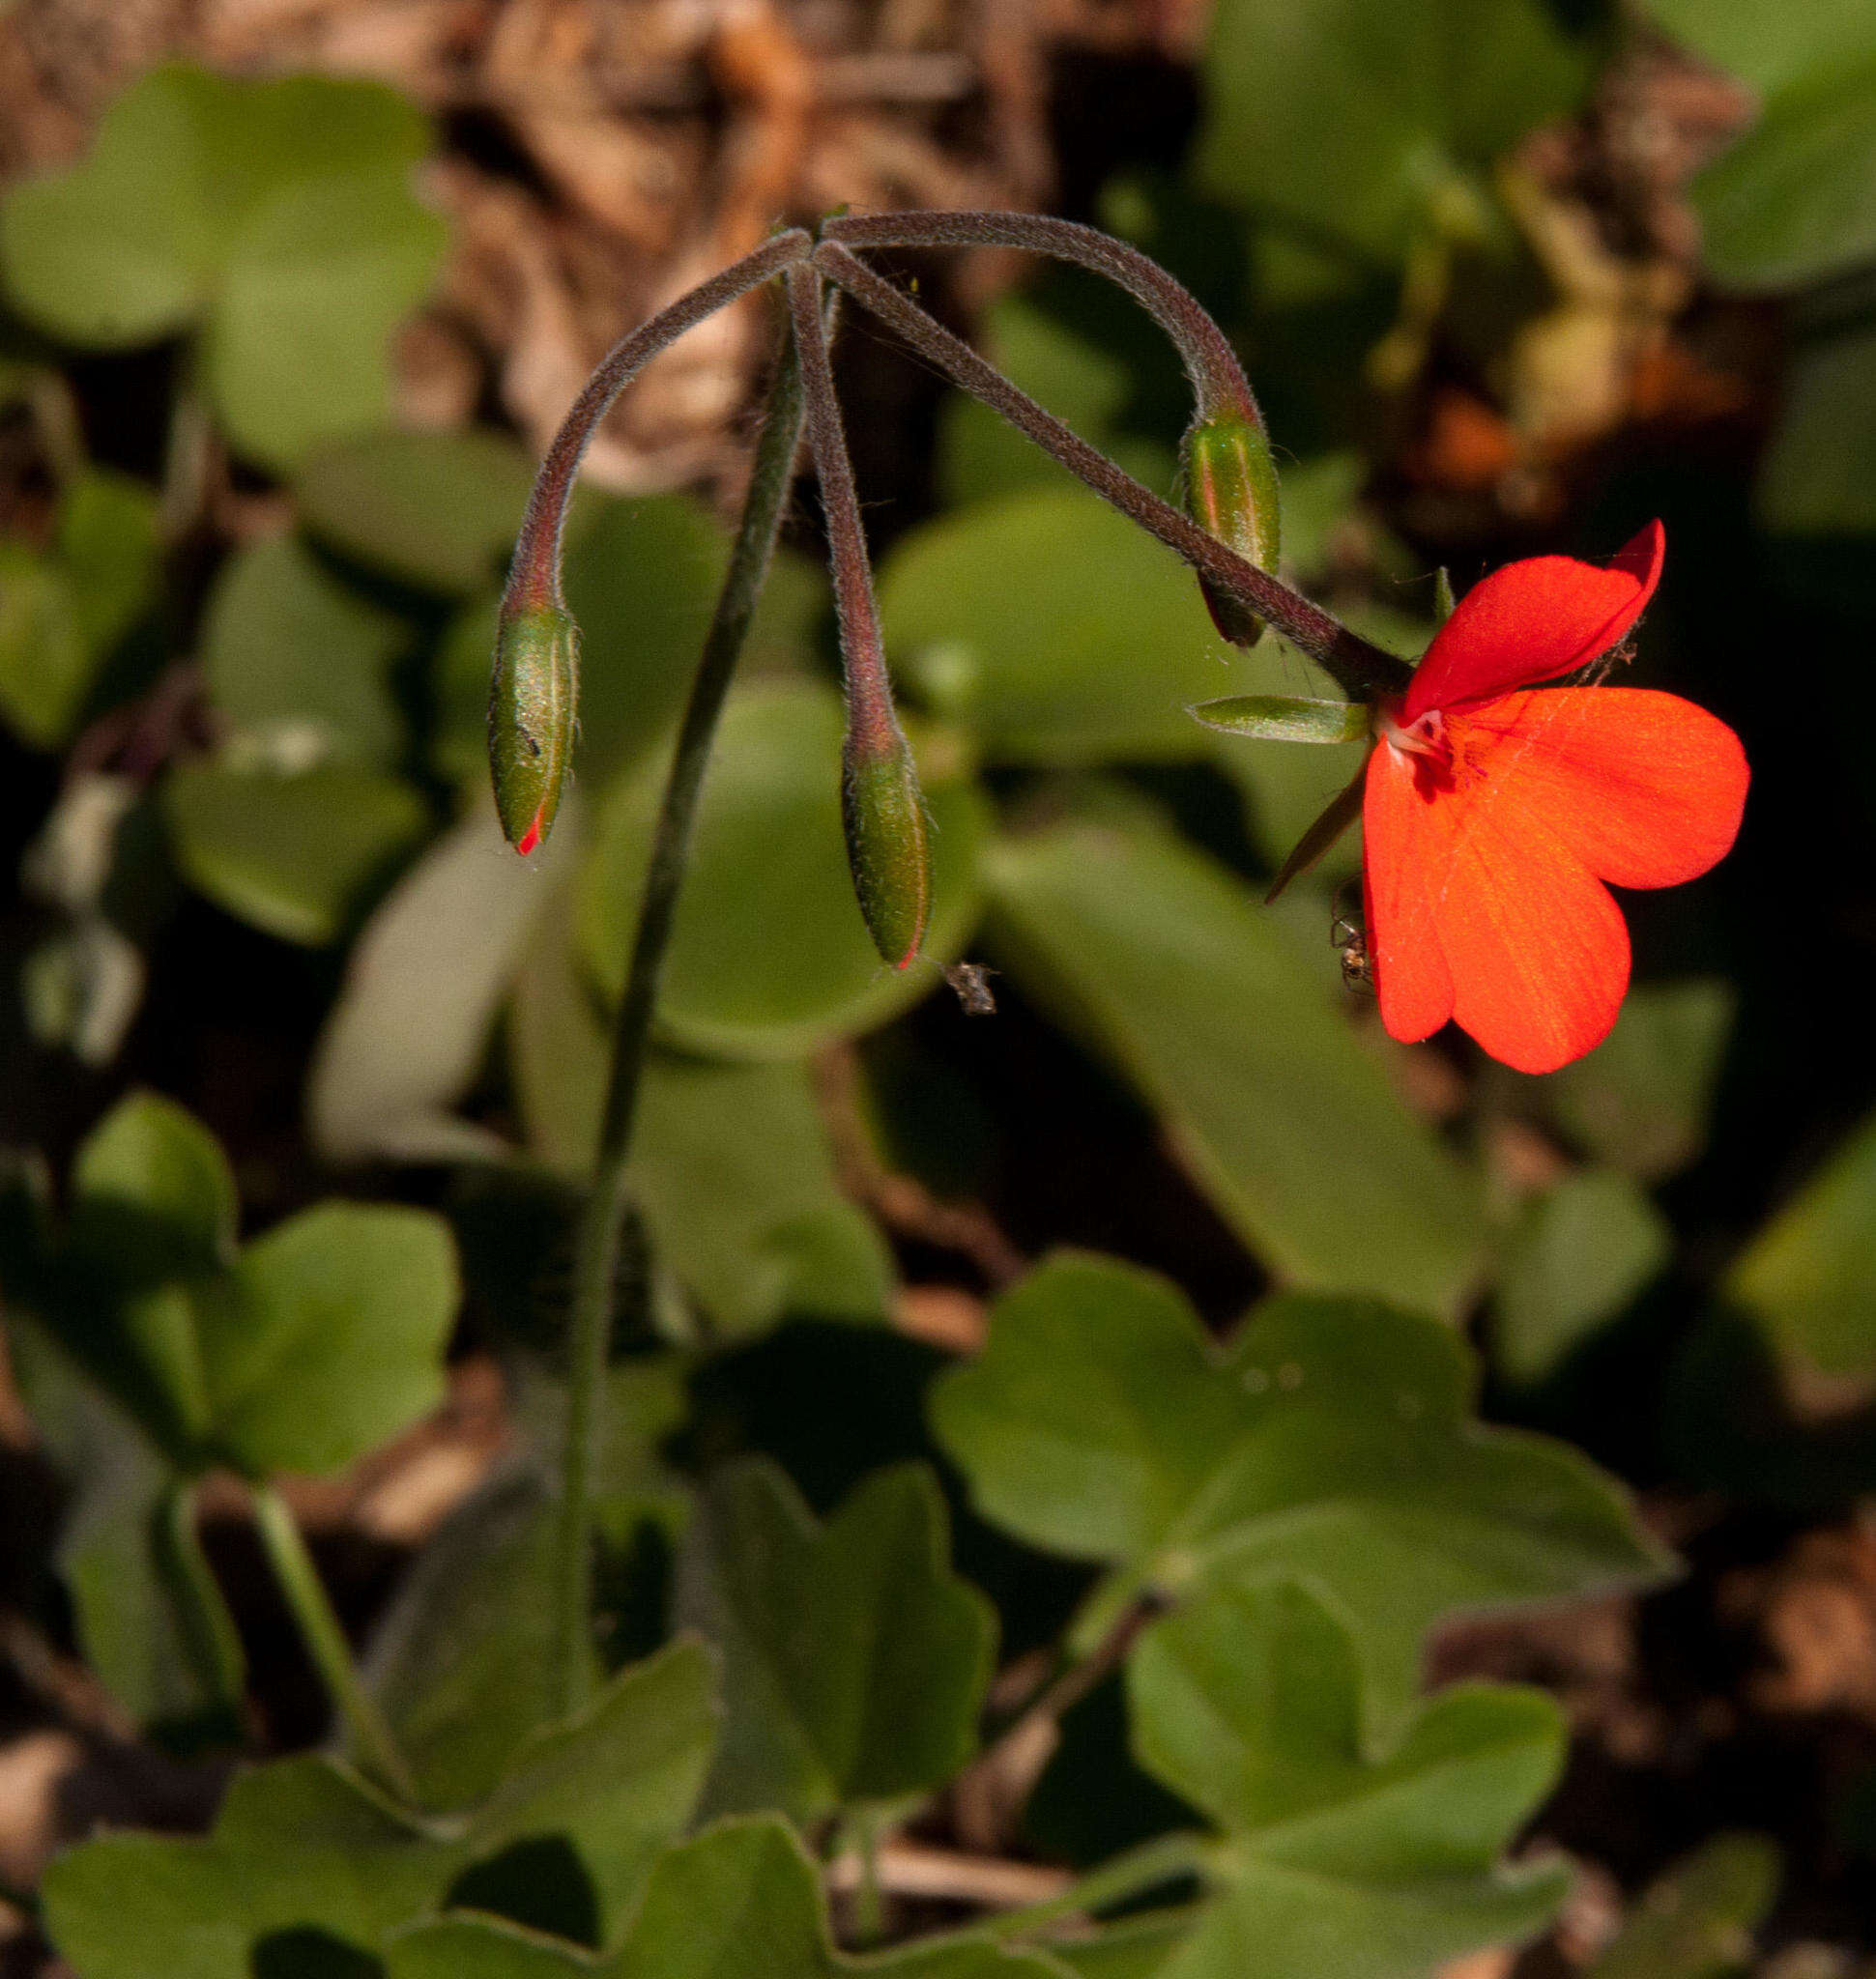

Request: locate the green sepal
(841, 726), (932, 971)
(1190, 695), (1370, 744)
(1182, 413), (1282, 647)
(1433, 566), (1457, 623)
(488, 602), (579, 854)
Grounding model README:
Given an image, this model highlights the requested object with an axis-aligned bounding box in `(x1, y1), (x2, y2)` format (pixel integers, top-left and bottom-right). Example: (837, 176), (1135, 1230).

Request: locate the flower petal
(1402, 521), (1664, 722)
(1436, 793), (1631, 1075)
(1457, 686), (1748, 889)
(1362, 742), (1455, 1046)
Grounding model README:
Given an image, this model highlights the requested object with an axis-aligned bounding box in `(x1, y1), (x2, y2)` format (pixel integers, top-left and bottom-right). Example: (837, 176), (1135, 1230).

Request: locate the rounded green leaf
(1196, 0), (1589, 267)
(1494, 1169), (1671, 1386)
(298, 429), (537, 595)
(984, 799), (1481, 1312)
(1694, 58), (1876, 290)
(203, 534), (409, 766)
(1729, 1105), (1876, 1378)
(207, 170), (448, 468)
(580, 681), (986, 1058)
(0, 541), (87, 749)
(685, 1461), (996, 1821)
(0, 64), (437, 367)
(164, 760), (429, 946)
(934, 1254), (1672, 1742)
(1759, 321), (1876, 538)
(880, 486), (1259, 763)
(199, 1202), (458, 1477)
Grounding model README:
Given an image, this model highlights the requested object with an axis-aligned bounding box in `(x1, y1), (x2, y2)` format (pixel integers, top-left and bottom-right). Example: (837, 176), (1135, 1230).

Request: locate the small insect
(945, 961), (998, 1017)
(1331, 883), (1373, 993)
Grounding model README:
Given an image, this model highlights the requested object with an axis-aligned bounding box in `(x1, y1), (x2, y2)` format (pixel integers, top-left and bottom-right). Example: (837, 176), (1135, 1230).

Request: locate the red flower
(1362, 523), (1748, 1075)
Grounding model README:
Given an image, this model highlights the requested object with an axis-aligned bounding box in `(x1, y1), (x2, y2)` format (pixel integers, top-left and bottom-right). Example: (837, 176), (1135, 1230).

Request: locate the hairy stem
(785, 265), (900, 753)
(548, 319), (808, 1721)
(823, 208), (1256, 425)
(252, 1485), (415, 1803)
(811, 241), (1410, 700)
(505, 228), (812, 614)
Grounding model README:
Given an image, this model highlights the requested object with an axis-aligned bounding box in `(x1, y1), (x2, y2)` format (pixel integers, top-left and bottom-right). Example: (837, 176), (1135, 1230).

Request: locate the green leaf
(1132, 1587), (1564, 1979)
(1728, 1105), (1876, 1377)
(298, 428), (537, 595)
(71, 1088), (239, 1284)
(560, 495), (738, 789)
(581, 681), (987, 1058)
(203, 533), (409, 767)
(0, 542), (86, 748)
(363, 1474), (566, 1811)
(1130, 1586), (1566, 1979)
(1760, 319), (1876, 541)
(1045, 1912), (1195, 1978)
(42, 1755), (457, 1979)
(1493, 1170), (1672, 1386)
(44, 1093), (237, 1461)
(8, 1321), (243, 1736)
(164, 759), (429, 945)
(880, 487), (1271, 764)
(932, 1253), (1671, 1739)
(633, 1054), (895, 1334)
(1544, 980), (1736, 1182)
(1190, 697), (1370, 744)
(1134, 1580), (1563, 1839)
(206, 169), (448, 467)
(195, 1201), (458, 1477)
(1646, 0), (1876, 92)
(385, 1816), (1066, 1979)
(41, 1642), (718, 1977)
(455, 1639), (720, 1942)
(1693, 57), (1876, 289)
(310, 799), (569, 1164)
(1196, 0), (1588, 267)
(0, 66), (445, 463)
(984, 801), (1482, 1313)
(1585, 1834), (1778, 1979)
(681, 1459), (996, 1821)
(58, 466), (161, 661)
(0, 470), (159, 748)
(33, 1095), (458, 1482)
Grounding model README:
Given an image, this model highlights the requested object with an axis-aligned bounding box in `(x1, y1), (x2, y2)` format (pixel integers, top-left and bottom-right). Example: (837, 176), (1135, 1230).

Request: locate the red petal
(1436, 794), (1631, 1075)
(1457, 686), (1748, 889)
(1362, 742), (1455, 1045)
(1402, 521), (1664, 722)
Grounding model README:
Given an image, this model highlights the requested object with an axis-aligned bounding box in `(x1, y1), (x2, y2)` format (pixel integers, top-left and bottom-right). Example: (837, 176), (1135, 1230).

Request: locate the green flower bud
(1182, 412), (1282, 648)
(842, 726), (931, 971)
(488, 602), (578, 855)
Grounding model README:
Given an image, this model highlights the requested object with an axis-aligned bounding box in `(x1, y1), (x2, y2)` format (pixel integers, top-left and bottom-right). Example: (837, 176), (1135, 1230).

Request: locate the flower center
(1378, 701), (1458, 796)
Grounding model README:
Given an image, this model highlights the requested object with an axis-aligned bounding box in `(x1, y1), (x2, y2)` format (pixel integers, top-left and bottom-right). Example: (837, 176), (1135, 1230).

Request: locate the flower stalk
(809, 240), (1409, 701)
(546, 319), (810, 1718)
(492, 227), (812, 852)
(252, 1484), (415, 1802)
(787, 262), (933, 969)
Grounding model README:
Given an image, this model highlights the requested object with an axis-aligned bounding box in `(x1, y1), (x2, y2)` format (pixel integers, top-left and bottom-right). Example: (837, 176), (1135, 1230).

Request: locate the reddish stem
(505, 228), (813, 615)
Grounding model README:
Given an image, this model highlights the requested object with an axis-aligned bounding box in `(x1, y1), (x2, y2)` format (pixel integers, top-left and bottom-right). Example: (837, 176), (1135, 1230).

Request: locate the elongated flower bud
(489, 602), (578, 855)
(1183, 412), (1282, 647)
(842, 725), (931, 971)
